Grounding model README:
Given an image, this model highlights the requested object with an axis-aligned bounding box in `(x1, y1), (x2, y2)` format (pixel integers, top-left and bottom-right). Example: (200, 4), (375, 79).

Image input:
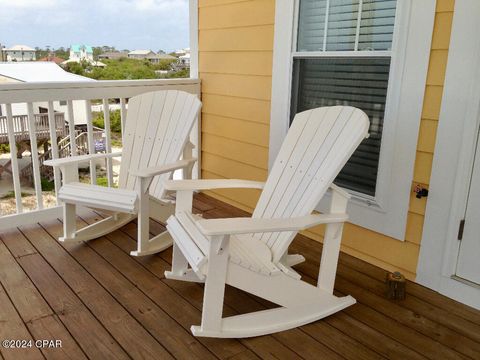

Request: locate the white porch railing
(0, 78), (201, 230)
(0, 113), (67, 144)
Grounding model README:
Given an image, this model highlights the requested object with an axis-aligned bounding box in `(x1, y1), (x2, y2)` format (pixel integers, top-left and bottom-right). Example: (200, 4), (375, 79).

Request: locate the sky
(0, 0), (190, 53)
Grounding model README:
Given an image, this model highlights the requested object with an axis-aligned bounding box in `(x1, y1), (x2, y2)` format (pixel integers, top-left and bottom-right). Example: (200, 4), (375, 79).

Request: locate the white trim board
(189, 0), (201, 179)
(269, 0), (436, 240)
(0, 206), (62, 231)
(417, 0), (480, 310)
(189, 0), (199, 79)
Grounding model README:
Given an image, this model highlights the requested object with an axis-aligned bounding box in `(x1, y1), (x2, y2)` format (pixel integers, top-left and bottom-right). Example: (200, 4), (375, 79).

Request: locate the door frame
(417, 0), (480, 310)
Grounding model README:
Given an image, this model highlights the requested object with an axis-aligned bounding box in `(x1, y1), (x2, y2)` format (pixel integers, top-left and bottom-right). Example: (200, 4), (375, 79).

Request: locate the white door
(456, 127), (480, 285)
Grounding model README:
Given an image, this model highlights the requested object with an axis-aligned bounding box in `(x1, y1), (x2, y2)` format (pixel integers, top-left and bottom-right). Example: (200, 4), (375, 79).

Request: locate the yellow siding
(198, 0), (455, 280)
(198, 0), (273, 212)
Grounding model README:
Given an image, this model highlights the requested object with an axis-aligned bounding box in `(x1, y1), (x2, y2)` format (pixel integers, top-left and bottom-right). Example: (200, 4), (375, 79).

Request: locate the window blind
(297, 0), (327, 52)
(293, 0), (397, 197)
(297, 0), (397, 52)
(326, 1), (360, 51)
(291, 57), (390, 196)
(359, 0), (396, 50)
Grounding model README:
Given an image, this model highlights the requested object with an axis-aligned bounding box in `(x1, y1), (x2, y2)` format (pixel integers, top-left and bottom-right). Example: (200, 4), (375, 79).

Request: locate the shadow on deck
(0, 193), (479, 359)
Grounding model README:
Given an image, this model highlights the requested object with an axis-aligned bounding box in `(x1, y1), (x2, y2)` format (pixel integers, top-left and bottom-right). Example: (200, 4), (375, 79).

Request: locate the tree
(63, 57), (189, 80)
(85, 58), (157, 80)
(35, 47), (49, 59)
(101, 46), (116, 53)
(92, 109), (122, 132)
(93, 47), (104, 60)
(64, 61), (85, 75)
(55, 47), (69, 59)
(165, 68), (190, 78)
(151, 59), (176, 71)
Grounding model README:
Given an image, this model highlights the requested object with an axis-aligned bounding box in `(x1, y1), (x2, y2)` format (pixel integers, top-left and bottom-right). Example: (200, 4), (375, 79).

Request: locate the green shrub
(41, 178), (55, 191)
(165, 68), (190, 78)
(0, 191), (29, 199)
(0, 144), (10, 154)
(93, 109), (122, 133)
(96, 177), (109, 187)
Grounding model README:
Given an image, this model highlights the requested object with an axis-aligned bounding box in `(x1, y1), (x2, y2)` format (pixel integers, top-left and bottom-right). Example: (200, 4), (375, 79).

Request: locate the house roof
(146, 53), (177, 60)
(129, 49), (154, 55)
(175, 48), (190, 55)
(71, 44), (93, 53)
(4, 45), (35, 52)
(0, 62), (94, 82)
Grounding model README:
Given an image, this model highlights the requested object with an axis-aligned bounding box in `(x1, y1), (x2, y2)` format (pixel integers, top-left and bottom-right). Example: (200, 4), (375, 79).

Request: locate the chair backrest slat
(252, 106), (369, 262)
(118, 90), (201, 199)
(149, 92), (197, 197)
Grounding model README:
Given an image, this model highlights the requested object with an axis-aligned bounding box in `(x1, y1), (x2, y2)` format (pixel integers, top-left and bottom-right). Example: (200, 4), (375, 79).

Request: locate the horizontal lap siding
(197, 0), (454, 280)
(198, 0), (274, 210)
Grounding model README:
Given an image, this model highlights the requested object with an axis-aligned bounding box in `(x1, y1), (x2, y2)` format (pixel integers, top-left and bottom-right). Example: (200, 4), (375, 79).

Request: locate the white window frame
(270, 0), (436, 240)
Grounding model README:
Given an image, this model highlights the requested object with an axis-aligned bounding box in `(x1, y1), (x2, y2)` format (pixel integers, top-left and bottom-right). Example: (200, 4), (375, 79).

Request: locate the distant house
(98, 51), (128, 60)
(128, 49), (156, 59)
(174, 48), (190, 57)
(2, 45), (36, 62)
(69, 44), (94, 62)
(179, 53), (190, 67)
(0, 62), (94, 125)
(172, 48), (190, 68)
(63, 44), (105, 68)
(146, 53), (177, 64)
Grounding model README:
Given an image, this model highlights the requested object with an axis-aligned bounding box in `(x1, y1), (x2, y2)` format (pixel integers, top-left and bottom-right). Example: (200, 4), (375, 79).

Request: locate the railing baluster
(102, 99), (113, 187)
(85, 100), (96, 184)
(47, 101), (61, 201)
(120, 98), (127, 144)
(20, 114), (26, 134)
(5, 104), (23, 213)
(67, 100), (77, 156)
(0, 78), (201, 223)
(27, 103), (44, 209)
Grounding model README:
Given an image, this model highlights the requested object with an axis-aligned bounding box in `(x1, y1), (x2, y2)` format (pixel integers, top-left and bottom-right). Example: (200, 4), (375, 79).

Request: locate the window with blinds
(292, 0), (397, 197)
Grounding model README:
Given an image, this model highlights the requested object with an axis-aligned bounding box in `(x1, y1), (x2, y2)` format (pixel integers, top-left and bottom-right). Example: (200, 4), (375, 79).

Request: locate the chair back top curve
(118, 90), (201, 199)
(252, 106), (370, 262)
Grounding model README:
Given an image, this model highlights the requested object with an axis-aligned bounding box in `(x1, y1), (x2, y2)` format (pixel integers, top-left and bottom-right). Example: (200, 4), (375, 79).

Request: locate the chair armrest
(44, 152), (122, 167)
(196, 213), (349, 236)
(163, 179), (265, 191)
(129, 158), (197, 178)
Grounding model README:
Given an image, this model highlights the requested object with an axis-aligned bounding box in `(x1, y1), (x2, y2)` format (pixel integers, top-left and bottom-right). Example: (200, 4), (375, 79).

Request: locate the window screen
(292, 0), (397, 196)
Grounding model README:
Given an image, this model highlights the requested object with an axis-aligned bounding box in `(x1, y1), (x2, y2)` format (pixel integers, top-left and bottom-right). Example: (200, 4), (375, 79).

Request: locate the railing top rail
(0, 78), (201, 103)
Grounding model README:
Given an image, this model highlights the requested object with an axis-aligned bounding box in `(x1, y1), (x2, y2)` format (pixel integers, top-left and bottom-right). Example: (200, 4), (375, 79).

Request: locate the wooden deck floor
(1, 193), (480, 360)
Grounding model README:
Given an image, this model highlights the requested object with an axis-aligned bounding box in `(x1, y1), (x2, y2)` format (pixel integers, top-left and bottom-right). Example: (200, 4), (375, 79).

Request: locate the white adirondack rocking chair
(45, 90), (202, 256)
(164, 106), (369, 337)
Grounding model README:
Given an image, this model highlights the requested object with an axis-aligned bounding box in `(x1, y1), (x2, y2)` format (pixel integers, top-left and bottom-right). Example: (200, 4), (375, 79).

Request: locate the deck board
(0, 285), (44, 360)
(0, 193), (479, 360)
(18, 223), (165, 359)
(290, 238), (477, 359)
(116, 223), (342, 360)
